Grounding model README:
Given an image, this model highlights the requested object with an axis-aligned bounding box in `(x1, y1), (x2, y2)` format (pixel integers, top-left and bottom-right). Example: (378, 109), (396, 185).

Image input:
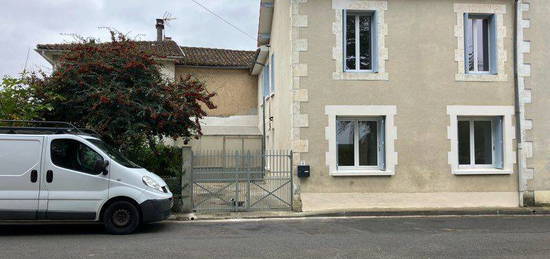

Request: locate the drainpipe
(262, 90), (266, 168)
(513, 0), (524, 207)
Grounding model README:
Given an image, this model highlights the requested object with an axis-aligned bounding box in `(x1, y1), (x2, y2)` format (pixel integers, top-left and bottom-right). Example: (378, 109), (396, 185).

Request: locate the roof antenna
(156, 12), (176, 41)
(22, 47), (30, 74)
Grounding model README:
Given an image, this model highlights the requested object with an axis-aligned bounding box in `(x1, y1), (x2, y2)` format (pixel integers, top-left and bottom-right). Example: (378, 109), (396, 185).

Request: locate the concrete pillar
(181, 146), (193, 213)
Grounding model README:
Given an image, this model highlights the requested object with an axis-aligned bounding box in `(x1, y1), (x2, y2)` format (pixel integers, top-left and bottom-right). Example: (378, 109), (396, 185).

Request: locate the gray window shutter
(270, 55), (275, 93)
(489, 14), (498, 74)
(378, 118), (386, 171)
(342, 9), (347, 72)
(494, 117), (504, 169)
(372, 11), (379, 73)
(463, 13), (471, 73)
(263, 64), (269, 97)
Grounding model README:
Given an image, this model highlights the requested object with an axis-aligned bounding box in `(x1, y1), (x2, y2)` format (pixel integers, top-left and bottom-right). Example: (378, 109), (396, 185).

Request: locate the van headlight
(142, 176), (163, 192)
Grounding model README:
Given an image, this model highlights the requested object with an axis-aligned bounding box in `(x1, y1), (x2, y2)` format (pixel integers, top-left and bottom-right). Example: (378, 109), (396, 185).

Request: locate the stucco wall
(291, 0), (518, 201)
(523, 0), (550, 204)
(178, 66), (258, 117)
(259, 0), (294, 151)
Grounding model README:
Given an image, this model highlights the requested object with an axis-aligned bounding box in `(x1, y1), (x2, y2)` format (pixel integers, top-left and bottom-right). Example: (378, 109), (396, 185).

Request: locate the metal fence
(191, 150), (293, 212)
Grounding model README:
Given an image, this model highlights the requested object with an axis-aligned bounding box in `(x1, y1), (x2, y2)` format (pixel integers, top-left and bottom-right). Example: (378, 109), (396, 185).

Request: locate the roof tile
(178, 46), (256, 68)
(36, 40), (185, 59)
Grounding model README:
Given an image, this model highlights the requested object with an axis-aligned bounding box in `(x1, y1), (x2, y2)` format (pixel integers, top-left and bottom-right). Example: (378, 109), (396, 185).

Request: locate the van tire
(103, 200), (140, 235)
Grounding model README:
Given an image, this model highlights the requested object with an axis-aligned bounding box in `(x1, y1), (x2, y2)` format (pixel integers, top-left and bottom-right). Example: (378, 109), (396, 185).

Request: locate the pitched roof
(178, 46), (256, 68)
(36, 40), (185, 59)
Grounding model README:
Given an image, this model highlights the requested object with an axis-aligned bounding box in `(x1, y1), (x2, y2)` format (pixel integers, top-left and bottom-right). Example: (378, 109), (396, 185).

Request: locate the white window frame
(447, 106), (515, 175)
(262, 55), (275, 100)
(457, 116), (502, 169)
(326, 105), (397, 176)
(343, 11), (375, 73)
(336, 117), (384, 171)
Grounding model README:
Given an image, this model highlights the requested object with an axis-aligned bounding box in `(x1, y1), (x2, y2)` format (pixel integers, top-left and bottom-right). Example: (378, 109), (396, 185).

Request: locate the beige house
(249, 0), (550, 211)
(170, 46), (261, 154)
(37, 20), (261, 155)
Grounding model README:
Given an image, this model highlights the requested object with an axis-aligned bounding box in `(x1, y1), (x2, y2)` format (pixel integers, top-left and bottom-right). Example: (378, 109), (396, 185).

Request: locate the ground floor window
(337, 117), (385, 170)
(447, 106), (513, 175)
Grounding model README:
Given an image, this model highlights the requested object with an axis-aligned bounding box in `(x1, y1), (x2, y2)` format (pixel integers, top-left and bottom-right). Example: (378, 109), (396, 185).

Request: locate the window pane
(337, 120), (355, 166)
(51, 139), (77, 170)
(458, 121), (471, 165)
(358, 15), (372, 70)
(345, 14), (356, 70)
(77, 144), (103, 174)
(465, 18), (474, 72)
(476, 18), (490, 72)
(474, 121), (493, 165)
(358, 121), (377, 166)
(262, 65), (269, 97)
(51, 139), (103, 174)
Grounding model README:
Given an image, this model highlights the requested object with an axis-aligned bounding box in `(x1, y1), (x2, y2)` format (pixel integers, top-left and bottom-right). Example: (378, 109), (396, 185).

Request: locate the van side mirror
(94, 160), (109, 175)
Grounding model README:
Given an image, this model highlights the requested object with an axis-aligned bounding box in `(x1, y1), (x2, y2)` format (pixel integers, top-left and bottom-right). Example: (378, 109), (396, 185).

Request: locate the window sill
(455, 73), (507, 82)
(452, 168), (513, 175)
(344, 70), (375, 73)
(330, 170), (394, 177)
(333, 71), (389, 81)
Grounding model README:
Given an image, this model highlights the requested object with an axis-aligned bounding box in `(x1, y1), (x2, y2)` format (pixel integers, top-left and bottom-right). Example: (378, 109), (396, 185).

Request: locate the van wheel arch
(100, 197), (142, 223)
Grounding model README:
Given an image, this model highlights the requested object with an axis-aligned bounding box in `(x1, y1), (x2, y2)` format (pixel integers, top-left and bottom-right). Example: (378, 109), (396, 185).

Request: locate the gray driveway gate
(191, 150), (293, 212)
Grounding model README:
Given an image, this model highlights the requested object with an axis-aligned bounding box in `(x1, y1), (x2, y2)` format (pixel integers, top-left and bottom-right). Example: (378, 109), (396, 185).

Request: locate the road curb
(169, 207), (550, 221)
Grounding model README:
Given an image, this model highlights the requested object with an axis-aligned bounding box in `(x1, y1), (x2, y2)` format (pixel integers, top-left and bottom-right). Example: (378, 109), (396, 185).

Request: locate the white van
(0, 121), (173, 234)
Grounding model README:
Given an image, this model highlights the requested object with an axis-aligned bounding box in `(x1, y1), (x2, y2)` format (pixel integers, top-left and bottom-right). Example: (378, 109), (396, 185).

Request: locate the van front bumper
(140, 198), (172, 223)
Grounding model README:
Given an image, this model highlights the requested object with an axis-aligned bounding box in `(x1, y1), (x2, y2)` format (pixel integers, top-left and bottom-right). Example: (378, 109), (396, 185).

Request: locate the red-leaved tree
(31, 32), (216, 156)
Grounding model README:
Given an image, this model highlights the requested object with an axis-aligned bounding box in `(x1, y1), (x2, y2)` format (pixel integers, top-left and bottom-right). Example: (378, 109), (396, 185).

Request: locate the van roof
(0, 120), (101, 138)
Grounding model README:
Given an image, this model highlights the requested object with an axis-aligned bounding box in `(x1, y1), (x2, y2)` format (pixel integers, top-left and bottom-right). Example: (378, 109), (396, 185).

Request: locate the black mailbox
(297, 165), (310, 178)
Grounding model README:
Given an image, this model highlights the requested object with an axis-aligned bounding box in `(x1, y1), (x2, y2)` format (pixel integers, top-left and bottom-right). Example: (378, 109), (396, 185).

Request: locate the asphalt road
(1, 215), (550, 258)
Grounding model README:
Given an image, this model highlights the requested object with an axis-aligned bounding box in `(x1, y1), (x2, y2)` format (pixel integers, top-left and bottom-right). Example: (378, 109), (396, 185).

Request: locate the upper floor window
(269, 55), (275, 94)
(464, 14), (496, 74)
(262, 62), (270, 98)
(344, 11), (375, 72)
(262, 55), (275, 98)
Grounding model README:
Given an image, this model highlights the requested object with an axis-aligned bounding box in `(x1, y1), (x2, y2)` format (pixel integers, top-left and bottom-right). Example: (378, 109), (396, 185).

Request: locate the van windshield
(87, 139), (141, 168)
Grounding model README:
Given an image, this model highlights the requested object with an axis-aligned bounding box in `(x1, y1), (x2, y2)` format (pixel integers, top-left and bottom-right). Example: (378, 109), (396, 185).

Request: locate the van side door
(43, 136), (110, 220)
(0, 135), (43, 219)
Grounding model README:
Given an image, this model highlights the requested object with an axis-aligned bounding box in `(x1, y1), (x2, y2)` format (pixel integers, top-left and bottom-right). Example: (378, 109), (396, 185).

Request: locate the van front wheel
(103, 200), (140, 235)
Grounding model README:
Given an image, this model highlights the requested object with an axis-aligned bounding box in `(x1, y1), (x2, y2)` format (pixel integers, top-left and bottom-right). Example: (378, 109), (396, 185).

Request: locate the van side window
(51, 139), (103, 174)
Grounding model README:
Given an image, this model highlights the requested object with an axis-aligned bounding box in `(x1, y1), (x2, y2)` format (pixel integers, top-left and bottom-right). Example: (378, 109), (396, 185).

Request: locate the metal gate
(191, 150), (293, 212)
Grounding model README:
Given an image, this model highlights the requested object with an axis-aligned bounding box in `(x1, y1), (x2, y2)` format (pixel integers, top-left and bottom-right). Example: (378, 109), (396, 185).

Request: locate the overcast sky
(0, 0), (260, 77)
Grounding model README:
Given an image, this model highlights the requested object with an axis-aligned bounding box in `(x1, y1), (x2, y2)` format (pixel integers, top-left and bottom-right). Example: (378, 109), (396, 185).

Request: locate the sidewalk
(171, 207), (550, 221)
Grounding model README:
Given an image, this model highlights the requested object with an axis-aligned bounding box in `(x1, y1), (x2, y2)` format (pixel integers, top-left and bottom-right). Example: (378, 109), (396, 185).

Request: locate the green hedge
(125, 144), (182, 196)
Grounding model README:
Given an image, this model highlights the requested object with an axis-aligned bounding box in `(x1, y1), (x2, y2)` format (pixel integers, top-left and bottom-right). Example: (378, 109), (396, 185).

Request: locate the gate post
(181, 146), (193, 213)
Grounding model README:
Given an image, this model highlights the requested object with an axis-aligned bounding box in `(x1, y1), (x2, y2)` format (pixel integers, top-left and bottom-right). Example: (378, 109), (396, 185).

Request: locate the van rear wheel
(103, 200), (140, 235)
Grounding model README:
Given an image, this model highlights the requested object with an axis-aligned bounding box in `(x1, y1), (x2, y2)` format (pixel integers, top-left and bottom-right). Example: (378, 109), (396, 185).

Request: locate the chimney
(156, 19), (164, 41)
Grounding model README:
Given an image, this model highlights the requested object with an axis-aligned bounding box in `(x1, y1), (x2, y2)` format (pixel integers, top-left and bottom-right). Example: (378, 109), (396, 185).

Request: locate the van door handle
(46, 170), (53, 183)
(30, 170), (38, 183)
